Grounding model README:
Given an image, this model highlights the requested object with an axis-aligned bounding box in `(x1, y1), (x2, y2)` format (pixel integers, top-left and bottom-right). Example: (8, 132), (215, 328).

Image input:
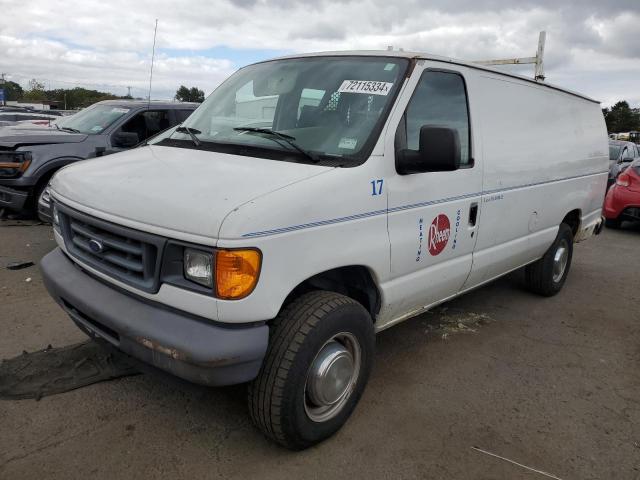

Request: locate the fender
(31, 156), (85, 183)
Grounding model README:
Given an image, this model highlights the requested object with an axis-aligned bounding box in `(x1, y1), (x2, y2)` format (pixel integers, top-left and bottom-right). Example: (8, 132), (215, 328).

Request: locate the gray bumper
(0, 185), (29, 211)
(40, 248), (269, 386)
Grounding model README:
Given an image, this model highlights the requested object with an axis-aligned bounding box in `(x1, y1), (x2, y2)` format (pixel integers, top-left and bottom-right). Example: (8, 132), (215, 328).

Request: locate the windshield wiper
(60, 126), (81, 133)
(175, 125), (202, 146)
(233, 127), (319, 163)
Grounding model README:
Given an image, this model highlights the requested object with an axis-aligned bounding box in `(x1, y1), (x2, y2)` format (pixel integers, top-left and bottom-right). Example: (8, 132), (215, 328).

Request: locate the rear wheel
(248, 291), (375, 450)
(525, 223), (573, 297)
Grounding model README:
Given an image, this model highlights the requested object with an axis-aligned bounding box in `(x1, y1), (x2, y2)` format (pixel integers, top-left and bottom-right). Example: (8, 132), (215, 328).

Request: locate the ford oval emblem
(88, 239), (104, 254)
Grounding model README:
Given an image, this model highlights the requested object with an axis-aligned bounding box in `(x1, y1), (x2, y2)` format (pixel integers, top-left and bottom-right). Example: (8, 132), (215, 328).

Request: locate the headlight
(184, 249), (214, 288)
(0, 151), (32, 178)
(182, 247), (262, 299)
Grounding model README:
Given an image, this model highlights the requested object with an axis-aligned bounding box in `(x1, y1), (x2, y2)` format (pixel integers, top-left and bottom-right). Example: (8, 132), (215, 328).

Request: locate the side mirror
(396, 126), (461, 175)
(113, 131), (140, 148)
(621, 157), (634, 163)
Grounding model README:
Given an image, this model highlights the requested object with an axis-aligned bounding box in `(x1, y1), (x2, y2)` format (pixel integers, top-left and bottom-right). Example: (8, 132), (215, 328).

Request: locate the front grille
(57, 203), (166, 292)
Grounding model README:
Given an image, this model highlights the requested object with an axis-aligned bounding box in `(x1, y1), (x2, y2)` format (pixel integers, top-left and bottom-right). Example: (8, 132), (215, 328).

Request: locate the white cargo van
(41, 51), (608, 449)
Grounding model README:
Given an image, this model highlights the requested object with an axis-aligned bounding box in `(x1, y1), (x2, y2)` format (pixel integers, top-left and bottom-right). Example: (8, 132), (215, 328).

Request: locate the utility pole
(0, 73), (5, 106)
(473, 31), (547, 82)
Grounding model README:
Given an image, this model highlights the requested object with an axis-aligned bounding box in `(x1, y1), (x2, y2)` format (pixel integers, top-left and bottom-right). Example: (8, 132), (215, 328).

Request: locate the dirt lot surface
(1, 220), (639, 480)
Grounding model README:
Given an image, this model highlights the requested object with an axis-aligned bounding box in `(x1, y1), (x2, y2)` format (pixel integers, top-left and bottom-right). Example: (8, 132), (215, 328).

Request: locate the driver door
(384, 67), (482, 322)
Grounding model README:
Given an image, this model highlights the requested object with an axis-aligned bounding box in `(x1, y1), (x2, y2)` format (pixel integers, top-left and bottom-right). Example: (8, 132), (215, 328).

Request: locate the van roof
(263, 50), (599, 104)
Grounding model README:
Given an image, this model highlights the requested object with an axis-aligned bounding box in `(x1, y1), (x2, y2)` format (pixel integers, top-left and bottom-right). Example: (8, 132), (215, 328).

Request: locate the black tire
(248, 290), (375, 450)
(605, 218), (621, 229)
(525, 223), (574, 297)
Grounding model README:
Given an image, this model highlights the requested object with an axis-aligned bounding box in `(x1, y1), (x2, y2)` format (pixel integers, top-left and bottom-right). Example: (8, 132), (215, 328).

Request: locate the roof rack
(472, 31), (546, 82)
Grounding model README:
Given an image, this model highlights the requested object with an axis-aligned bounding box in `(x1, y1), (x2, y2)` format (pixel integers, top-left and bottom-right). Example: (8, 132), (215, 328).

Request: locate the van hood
(51, 145), (333, 242)
(0, 125), (87, 148)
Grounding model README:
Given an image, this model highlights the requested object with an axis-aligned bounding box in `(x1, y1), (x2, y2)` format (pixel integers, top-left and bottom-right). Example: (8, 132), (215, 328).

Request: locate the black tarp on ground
(0, 340), (139, 400)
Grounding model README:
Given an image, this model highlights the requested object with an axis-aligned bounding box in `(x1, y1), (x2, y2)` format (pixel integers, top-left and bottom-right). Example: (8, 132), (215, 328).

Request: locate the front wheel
(525, 223), (574, 297)
(248, 291), (375, 450)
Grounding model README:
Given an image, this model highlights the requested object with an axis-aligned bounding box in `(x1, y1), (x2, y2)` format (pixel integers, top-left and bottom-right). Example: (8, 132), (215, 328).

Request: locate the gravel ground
(1, 220), (639, 480)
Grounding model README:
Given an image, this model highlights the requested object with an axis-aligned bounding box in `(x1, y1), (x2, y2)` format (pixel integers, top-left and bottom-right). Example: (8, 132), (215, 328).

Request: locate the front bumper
(41, 248), (269, 386)
(0, 184), (29, 211)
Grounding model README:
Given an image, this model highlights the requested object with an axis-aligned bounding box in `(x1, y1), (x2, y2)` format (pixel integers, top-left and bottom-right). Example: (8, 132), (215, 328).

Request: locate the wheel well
(562, 209), (581, 237)
(283, 266), (381, 320)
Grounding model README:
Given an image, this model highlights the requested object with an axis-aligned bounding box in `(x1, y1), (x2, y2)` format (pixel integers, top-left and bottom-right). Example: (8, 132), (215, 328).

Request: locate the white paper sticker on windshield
(338, 80), (393, 96)
(338, 137), (358, 149)
(91, 126), (103, 132)
(111, 108), (129, 114)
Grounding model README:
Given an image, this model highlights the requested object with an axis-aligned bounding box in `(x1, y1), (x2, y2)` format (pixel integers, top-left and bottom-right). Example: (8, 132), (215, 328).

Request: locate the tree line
(1, 79), (131, 109)
(602, 101), (640, 133)
(2, 79), (205, 110)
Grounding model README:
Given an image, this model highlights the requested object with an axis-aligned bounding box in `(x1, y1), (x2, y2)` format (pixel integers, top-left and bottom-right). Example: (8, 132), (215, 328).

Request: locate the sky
(0, 0), (638, 107)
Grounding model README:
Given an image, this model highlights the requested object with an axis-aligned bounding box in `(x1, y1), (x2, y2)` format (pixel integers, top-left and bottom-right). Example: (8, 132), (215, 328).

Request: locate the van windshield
(151, 56), (409, 165)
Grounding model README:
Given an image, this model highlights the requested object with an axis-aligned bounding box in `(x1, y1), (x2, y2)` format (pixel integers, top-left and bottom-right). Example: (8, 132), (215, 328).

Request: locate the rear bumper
(41, 248), (269, 386)
(0, 185), (29, 211)
(603, 185), (640, 220)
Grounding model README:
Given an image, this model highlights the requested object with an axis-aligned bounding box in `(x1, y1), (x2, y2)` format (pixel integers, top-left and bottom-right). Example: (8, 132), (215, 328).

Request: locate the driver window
(400, 70), (471, 166)
(120, 110), (170, 143)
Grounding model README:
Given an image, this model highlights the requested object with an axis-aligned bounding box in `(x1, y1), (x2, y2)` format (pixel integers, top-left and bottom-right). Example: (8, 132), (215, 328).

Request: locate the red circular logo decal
(428, 214), (451, 256)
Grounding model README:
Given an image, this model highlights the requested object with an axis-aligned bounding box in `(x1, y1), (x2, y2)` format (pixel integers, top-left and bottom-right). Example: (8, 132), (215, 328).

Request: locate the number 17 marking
(371, 179), (383, 196)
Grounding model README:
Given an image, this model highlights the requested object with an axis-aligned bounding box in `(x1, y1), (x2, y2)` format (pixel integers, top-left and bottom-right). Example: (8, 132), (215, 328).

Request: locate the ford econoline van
(41, 51), (608, 449)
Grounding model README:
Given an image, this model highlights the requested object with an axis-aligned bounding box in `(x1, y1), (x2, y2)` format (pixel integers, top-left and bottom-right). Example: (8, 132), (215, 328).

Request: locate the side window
(120, 110), (171, 142)
(401, 70), (471, 166)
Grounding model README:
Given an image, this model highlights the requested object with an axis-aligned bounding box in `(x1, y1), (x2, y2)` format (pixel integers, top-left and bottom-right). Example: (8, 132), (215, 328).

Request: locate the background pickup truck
(0, 99), (197, 220)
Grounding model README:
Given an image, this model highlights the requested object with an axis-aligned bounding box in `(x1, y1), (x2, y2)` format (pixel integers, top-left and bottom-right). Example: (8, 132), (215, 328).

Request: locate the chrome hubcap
(552, 239), (569, 283)
(304, 332), (361, 423)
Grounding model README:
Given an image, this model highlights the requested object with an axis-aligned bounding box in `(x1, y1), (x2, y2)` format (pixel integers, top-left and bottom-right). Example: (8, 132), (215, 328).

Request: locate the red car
(604, 158), (640, 228)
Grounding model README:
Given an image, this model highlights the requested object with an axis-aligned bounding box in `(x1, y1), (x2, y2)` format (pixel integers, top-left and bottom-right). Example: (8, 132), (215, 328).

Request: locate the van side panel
(463, 74), (608, 288)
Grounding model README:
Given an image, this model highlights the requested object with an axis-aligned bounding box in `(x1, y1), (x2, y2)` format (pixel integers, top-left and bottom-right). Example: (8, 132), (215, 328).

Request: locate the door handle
(469, 202), (478, 226)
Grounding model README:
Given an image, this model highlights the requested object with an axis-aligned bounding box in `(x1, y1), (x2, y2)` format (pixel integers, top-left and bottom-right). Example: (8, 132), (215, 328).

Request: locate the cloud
(0, 0), (638, 105)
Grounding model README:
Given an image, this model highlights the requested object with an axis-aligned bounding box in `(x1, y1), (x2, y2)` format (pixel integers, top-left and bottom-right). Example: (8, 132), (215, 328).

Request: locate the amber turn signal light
(215, 249), (261, 299)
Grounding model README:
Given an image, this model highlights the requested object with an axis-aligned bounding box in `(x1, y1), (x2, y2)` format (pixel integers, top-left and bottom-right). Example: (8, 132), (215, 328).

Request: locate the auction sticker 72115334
(338, 80), (393, 95)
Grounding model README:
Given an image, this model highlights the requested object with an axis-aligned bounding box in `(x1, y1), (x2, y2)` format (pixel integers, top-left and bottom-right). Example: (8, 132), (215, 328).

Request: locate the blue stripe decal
(241, 171), (607, 238)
